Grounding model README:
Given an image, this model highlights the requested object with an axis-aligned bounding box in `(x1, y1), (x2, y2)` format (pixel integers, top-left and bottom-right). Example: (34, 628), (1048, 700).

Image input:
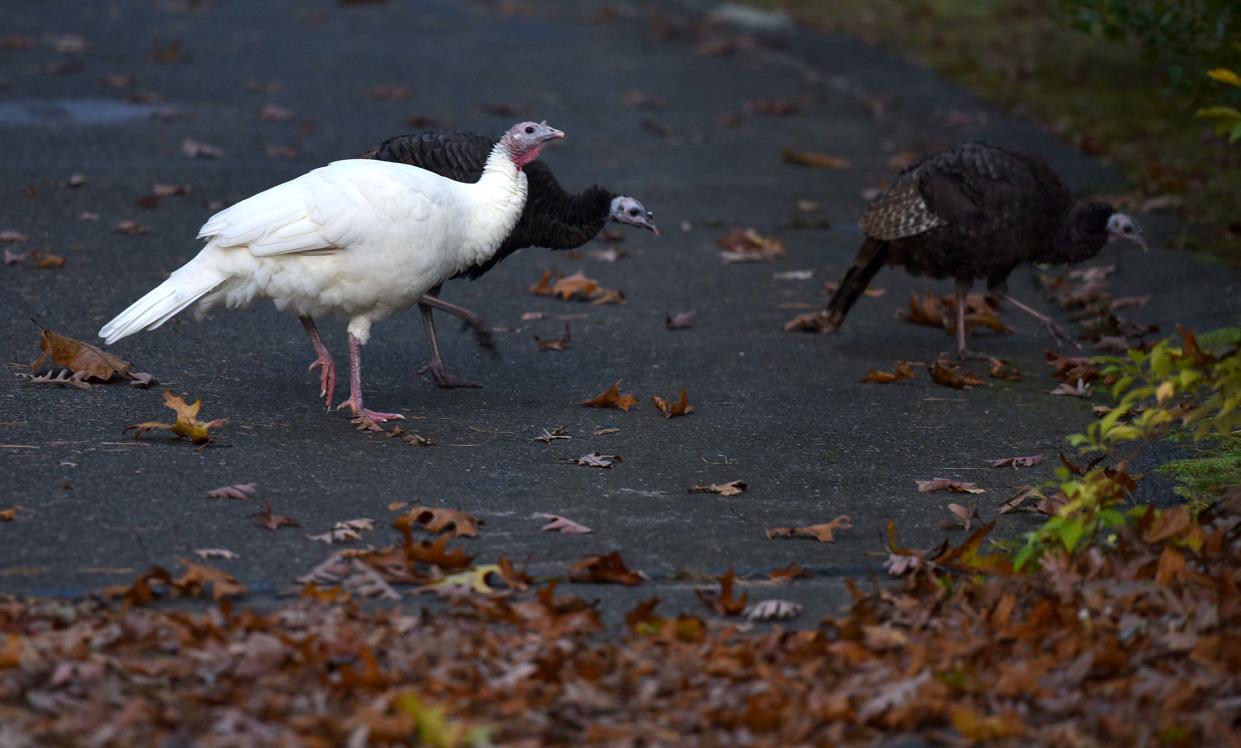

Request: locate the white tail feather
(99, 261), (226, 344)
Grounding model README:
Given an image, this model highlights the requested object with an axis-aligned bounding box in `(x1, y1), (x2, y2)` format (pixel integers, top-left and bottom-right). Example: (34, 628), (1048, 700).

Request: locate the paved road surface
(2, 0), (1238, 623)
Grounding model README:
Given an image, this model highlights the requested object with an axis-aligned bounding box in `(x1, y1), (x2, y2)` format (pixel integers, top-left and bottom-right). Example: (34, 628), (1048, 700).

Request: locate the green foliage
(1197, 69), (1241, 143)
(1015, 328), (1240, 569)
(1158, 434), (1241, 507)
(1058, 0), (1240, 91)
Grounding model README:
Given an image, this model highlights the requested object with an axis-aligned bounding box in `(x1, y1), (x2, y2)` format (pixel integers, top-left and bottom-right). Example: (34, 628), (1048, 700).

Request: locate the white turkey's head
(503, 121), (565, 168)
(610, 196), (658, 235)
(1106, 212), (1147, 252)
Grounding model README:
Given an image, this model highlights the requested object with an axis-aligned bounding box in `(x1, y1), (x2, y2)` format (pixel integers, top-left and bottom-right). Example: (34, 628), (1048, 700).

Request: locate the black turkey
(364, 130), (657, 387)
(818, 141), (1146, 360)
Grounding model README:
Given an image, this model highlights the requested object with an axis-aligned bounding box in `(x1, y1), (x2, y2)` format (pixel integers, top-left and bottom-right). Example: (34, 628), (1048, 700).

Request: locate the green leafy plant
(1197, 68), (1241, 143)
(1015, 327), (1240, 569)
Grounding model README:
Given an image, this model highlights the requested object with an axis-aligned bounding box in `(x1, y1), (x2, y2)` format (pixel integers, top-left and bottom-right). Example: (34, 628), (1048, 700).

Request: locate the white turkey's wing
(196, 159), (442, 257)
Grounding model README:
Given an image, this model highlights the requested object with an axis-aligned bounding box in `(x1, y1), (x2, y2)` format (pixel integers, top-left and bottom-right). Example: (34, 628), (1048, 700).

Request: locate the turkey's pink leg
(947, 279), (989, 362)
(335, 332), (404, 423)
(300, 316), (336, 410)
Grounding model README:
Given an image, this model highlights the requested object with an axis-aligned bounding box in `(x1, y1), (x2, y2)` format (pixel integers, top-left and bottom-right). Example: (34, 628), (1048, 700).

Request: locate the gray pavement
(2, 0), (1238, 623)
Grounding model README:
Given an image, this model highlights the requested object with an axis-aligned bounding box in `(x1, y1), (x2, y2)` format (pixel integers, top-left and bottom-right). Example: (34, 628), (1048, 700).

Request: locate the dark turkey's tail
(824, 237), (888, 331)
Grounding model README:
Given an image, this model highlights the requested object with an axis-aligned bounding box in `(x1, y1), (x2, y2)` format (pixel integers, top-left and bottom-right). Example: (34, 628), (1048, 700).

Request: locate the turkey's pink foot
(307, 356), (337, 409)
(418, 363), (482, 389)
(336, 396), (404, 423)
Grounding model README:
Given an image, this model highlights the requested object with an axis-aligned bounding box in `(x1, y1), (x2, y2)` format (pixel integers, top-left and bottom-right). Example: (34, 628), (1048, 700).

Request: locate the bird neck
(1050, 201), (1109, 264)
(458, 143), (529, 268)
(524, 167), (613, 248)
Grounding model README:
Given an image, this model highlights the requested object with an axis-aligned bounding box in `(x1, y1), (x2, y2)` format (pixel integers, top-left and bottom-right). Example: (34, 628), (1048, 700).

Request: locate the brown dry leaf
(175, 560), (246, 600)
(0, 507), (18, 522)
(929, 357), (985, 390)
(696, 567), (747, 616)
(397, 506), (481, 538)
(861, 361), (915, 384)
(114, 219), (149, 236)
(533, 513), (593, 534)
(768, 562), (811, 582)
(32, 327), (134, 382)
(254, 502), (300, 531)
(0, 231), (30, 245)
(990, 455), (1043, 469)
(782, 149), (850, 169)
(568, 551), (645, 586)
(573, 452), (622, 469)
(743, 599), (803, 622)
(581, 380), (639, 412)
(496, 556), (533, 591)
(1051, 380), (1092, 397)
(783, 311), (833, 333)
(1045, 351), (1100, 383)
(989, 357), (1022, 381)
(152, 39), (183, 63)
(897, 291), (946, 327)
(590, 288), (626, 305)
(665, 311), (695, 329)
(916, 478), (986, 494)
(941, 502), (980, 531)
(26, 250), (66, 269)
(193, 548), (238, 560)
(533, 426), (570, 444)
(587, 247), (626, 263)
(205, 483), (257, 500)
(651, 389), (693, 418)
(551, 271), (600, 301)
(689, 480), (747, 497)
(716, 229), (786, 264)
(181, 137), (223, 159)
(533, 322), (571, 351)
(997, 485), (1043, 515)
(258, 103), (295, 121)
(765, 516), (852, 543)
(386, 426), (432, 446)
(307, 518), (375, 544)
(124, 390), (226, 445)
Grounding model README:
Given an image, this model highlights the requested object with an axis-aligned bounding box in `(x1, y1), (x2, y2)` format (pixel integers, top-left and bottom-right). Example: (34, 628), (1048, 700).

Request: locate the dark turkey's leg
(300, 316), (336, 410)
(416, 286), (484, 389)
(336, 332), (403, 424)
(994, 292), (1081, 349)
(949, 278), (989, 362)
(419, 290), (496, 351)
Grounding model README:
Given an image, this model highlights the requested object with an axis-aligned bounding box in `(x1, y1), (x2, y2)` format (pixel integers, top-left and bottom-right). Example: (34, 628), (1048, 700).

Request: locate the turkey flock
(100, 118), (1147, 425)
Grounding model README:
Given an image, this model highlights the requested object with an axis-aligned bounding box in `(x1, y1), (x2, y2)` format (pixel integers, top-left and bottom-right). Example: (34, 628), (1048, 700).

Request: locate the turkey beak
(537, 127), (566, 144)
(1134, 232), (1148, 253)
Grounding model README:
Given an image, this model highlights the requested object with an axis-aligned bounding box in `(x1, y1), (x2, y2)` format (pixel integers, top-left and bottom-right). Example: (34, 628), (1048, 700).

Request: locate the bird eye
(524, 126), (535, 135)
(1123, 225), (1133, 234)
(628, 208), (640, 217)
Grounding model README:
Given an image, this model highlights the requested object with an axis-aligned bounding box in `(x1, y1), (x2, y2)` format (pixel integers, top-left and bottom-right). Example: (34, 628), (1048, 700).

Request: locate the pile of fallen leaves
(0, 493), (1234, 745)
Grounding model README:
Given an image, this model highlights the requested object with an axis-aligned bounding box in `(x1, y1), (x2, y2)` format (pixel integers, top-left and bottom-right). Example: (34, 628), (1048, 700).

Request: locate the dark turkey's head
(610, 196), (658, 235)
(1106, 211), (1147, 252)
(503, 121), (565, 168)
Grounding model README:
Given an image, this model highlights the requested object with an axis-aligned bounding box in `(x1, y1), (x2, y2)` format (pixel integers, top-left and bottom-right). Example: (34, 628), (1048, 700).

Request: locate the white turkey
(99, 121), (565, 425)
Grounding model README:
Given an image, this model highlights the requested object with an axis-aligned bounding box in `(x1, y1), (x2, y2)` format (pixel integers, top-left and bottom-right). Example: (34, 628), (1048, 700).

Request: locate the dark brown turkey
(820, 141), (1146, 359)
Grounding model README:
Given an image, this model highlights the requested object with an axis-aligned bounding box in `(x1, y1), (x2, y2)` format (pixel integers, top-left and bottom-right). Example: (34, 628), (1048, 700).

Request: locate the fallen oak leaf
(420, 564), (504, 596)
(941, 502), (980, 531)
(989, 357), (1022, 381)
(695, 566), (747, 616)
(689, 480), (747, 497)
(533, 426), (570, 443)
(1050, 379), (1092, 397)
(782, 149), (850, 169)
(990, 455), (1043, 468)
(533, 513), (593, 534)
(665, 311), (696, 329)
(551, 271), (599, 301)
(783, 311), (833, 333)
(28, 250), (65, 269)
(16, 369), (91, 390)
(533, 322), (571, 351)
(590, 287), (626, 305)
(206, 483), (257, 500)
(929, 357), (984, 390)
(496, 556), (533, 591)
(651, 389), (693, 418)
(114, 219), (149, 236)
(765, 515), (852, 543)
(0, 507), (19, 522)
(181, 137), (223, 159)
(396, 506), (481, 538)
(307, 518), (375, 544)
(572, 452), (622, 469)
(997, 484), (1043, 515)
(174, 559), (247, 601)
(916, 478), (986, 494)
(767, 562), (811, 582)
(254, 501), (300, 531)
(861, 361), (915, 383)
(568, 551), (645, 585)
(32, 325), (135, 382)
(124, 390), (226, 445)
(386, 426), (432, 446)
(896, 291), (946, 327)
(581, 380), (638, 411)
(0, 230), (29, 243)
(716, 228), (786, 264)
(192, 548), (238, 560)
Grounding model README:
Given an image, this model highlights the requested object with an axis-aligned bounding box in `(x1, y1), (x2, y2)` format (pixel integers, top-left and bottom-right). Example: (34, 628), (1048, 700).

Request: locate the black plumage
(362, 130), (655, 387)
(823, 141), (1144, 357)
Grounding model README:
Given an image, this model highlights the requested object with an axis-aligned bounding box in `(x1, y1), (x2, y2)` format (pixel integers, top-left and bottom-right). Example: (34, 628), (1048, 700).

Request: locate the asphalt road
(2, 0), (1238, 624)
